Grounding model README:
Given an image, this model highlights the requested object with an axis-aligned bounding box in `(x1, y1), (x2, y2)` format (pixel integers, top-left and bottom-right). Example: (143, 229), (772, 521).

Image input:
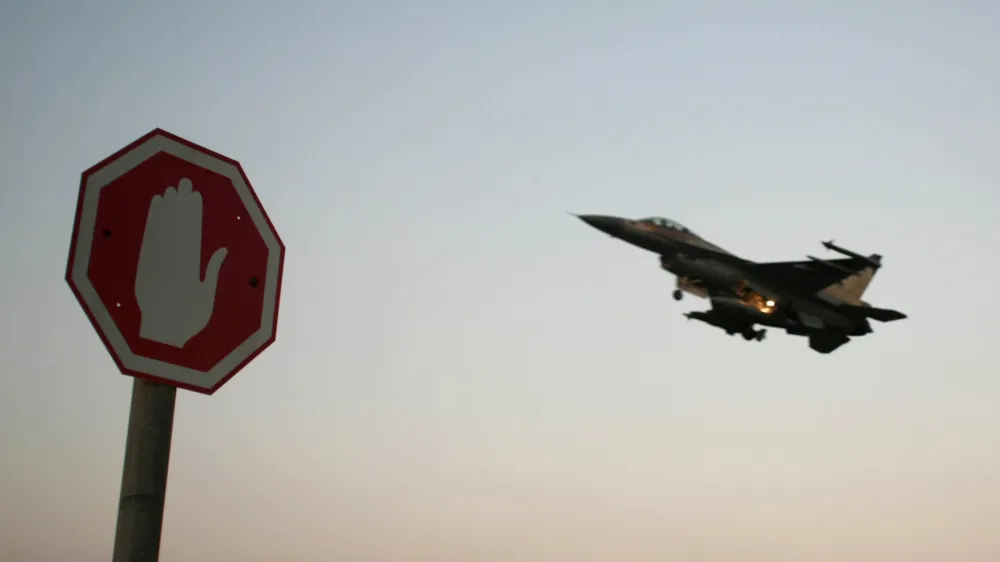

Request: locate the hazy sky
(2, 2), (1000, 561)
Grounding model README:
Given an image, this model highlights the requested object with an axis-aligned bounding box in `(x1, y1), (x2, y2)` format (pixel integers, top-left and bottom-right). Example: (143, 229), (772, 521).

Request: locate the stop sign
(66, 129), (285, 395)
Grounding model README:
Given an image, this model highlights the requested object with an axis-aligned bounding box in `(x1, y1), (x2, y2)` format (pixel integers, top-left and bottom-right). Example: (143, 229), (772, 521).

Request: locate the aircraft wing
(748, 256), (874, 296)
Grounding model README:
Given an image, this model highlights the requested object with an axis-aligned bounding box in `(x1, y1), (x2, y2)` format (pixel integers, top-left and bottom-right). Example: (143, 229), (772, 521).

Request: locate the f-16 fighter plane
(574, 214), (907, 354)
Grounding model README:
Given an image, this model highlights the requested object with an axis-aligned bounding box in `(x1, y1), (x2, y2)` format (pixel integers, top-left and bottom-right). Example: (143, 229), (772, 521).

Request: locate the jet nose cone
(577, 214), (625, 236)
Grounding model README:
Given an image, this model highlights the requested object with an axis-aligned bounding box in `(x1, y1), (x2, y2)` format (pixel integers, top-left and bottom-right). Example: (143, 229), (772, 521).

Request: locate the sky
(2, 2), (1000, 561)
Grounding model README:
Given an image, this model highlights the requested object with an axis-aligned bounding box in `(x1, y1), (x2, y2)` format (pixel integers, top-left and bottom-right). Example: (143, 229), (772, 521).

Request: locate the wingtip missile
(821, 239), (882, 269)
(806, 255), (856, 274)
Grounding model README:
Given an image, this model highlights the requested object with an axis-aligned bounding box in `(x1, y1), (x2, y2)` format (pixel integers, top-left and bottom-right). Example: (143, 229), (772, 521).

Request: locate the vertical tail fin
(821, 254), (881, 304)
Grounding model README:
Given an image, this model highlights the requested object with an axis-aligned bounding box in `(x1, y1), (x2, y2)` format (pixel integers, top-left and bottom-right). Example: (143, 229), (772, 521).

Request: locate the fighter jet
(574, 214), (907, 354)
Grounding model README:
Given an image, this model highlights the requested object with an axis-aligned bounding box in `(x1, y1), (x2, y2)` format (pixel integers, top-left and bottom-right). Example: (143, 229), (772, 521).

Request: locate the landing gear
(672, 289), (683, 301)
(742, 327), (767, 342)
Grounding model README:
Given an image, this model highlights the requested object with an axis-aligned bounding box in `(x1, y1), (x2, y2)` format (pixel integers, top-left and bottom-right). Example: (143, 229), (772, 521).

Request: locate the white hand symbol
(135, 178), (228, 348)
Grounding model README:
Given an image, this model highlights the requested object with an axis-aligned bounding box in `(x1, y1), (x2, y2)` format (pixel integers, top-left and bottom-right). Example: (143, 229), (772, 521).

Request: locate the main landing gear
(672, 289), (683, 301)
(742, 327), (767, 342)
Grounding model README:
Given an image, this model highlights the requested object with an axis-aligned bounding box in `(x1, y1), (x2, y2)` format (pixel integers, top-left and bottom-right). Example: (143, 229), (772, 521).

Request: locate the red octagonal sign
(66, 129), (285, 395)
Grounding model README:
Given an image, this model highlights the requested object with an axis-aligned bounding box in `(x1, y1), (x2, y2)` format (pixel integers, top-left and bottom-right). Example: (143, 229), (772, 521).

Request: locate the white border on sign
(70, 133), (282, 391)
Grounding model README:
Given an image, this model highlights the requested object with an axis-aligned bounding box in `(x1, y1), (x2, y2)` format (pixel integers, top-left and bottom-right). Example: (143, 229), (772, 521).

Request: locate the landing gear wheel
(672, 289), (683, 301)
(742, 327), (767, 341)
(755, 329), (767, 342)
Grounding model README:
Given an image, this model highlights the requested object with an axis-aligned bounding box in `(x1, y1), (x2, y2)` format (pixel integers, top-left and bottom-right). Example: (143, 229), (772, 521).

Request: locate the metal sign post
(112, 380), (176, 562)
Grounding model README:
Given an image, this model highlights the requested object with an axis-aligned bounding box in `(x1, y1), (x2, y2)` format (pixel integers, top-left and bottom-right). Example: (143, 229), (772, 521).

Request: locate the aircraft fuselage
(578, 214), (859, 328)
(575, 213), (904, 352)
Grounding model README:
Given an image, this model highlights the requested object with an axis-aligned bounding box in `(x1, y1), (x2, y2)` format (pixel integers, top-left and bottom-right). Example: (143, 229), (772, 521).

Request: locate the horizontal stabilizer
(842, 304), (907, 322)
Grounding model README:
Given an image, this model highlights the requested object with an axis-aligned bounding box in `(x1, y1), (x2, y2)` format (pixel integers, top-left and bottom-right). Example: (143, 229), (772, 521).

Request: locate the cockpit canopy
(639, 216), (695, 235)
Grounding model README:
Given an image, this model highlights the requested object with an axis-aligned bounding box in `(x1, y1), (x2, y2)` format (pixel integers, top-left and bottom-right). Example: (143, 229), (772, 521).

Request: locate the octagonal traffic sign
(66, 128), (285, 394)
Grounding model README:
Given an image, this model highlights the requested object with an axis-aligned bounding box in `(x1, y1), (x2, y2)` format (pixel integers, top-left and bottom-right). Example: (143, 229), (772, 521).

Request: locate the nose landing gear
(672, 289), (683, 301)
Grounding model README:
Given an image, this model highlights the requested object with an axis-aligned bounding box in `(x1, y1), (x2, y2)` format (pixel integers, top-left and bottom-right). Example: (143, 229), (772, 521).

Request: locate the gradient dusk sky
(2, 3), (1000, 561)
